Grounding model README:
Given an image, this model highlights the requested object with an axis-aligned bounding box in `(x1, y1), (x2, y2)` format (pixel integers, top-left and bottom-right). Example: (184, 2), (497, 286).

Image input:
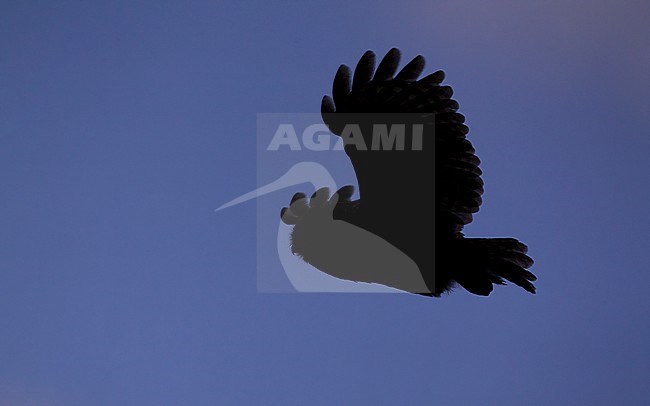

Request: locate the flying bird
(281, 48), (536, 297)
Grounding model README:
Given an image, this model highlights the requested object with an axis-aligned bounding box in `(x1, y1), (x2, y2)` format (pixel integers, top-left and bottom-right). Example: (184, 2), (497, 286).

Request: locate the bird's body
(281, 49), (536, 296)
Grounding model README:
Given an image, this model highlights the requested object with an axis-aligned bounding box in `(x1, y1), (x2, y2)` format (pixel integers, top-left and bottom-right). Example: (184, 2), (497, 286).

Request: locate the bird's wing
(321, 48), (482, 236)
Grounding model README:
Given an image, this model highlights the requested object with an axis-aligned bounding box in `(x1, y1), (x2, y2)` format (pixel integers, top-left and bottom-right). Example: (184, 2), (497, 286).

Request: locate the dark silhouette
(281, 48), (536, 296)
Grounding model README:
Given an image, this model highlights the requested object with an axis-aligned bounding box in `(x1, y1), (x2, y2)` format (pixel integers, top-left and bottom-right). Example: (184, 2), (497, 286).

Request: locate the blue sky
(1, 1), (649, 404)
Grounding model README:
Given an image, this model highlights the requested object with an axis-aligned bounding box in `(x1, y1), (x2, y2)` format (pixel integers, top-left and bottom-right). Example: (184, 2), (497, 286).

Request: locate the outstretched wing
(321, 48), (483, 236)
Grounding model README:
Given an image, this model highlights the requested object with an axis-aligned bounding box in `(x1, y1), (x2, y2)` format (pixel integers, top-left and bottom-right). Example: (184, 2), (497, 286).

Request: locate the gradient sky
(2, 1), (649, 405)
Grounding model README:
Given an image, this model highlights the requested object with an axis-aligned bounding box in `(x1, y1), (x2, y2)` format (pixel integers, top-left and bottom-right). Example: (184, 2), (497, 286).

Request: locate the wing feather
(322, 49), (484, 235)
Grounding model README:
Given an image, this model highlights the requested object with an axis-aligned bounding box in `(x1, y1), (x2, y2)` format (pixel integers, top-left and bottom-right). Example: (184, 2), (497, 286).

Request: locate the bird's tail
(450, 238), (536, 296)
